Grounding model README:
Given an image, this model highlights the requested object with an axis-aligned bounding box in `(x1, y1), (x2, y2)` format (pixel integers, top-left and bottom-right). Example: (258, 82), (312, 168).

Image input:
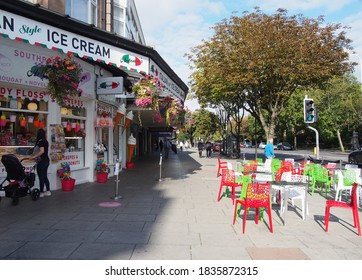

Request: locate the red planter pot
(97, 172), (108, 183)
(61, 178), (75, 191)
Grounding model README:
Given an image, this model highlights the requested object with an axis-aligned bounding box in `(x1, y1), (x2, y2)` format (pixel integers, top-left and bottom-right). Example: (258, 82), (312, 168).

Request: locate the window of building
(65, 0), (97, 25)
(113, 3), (125, 36)
(0, 97), (48, 147)
(60, 105), (86, 168)
(60, 106), (86, 153)
(0, 96), (48, 160)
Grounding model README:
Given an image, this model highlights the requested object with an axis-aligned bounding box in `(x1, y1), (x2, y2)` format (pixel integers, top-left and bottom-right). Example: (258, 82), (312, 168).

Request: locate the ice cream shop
(0, 1), (188, 191)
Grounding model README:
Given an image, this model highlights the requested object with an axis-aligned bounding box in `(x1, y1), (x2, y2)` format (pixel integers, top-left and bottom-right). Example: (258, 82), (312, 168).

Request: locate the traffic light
(304, 98), (315, 123)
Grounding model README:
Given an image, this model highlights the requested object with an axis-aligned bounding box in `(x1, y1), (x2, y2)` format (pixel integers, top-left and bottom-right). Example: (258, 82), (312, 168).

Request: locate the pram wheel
(12, 197), (19, 206)
(31, 188), (40, 201)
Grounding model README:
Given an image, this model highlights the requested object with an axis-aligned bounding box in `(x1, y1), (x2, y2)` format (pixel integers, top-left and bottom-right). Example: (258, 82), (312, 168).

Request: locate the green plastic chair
(312, 165), (336, 196)
(239, 174), (252, 200)
(271, 158), (282, 180)
(234, 174), (253, 219)
(303, 163), (316, 190)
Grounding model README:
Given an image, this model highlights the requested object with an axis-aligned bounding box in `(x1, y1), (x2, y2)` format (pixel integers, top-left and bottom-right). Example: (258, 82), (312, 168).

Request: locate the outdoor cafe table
(270, 180), (308, 226)
(250, 173), (308, 226)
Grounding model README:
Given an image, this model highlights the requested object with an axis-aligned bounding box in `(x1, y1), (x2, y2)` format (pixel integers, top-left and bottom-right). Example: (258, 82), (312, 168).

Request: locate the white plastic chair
(280, 173), (309, 220)
(256, 158), (272, 173)
(335, 169), (361, 201)
(345, 164), (359, 169)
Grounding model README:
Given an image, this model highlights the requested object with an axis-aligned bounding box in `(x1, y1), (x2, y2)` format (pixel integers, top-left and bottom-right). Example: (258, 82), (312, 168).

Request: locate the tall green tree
(187, 7), (355, 143)
(192, 109), (218, 142)
(305, 75), (362, 151)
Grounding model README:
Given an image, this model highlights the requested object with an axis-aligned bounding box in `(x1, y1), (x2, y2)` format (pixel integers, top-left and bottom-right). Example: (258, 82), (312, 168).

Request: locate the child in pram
(0, 154), (40, 205)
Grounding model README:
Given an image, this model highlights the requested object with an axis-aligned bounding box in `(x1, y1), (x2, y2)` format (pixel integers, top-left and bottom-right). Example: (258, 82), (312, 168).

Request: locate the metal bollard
(111, 159), (123, 200)
(159, 153), (163, 182)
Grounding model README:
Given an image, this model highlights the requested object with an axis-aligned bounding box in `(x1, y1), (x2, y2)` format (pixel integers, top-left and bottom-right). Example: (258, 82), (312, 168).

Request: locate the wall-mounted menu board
(49, 124), (66, 163)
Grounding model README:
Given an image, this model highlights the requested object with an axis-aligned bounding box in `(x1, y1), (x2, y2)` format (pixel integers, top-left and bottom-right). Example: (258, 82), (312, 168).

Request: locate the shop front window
(0, 96), (48, 159)
(58, 105), (86, 168)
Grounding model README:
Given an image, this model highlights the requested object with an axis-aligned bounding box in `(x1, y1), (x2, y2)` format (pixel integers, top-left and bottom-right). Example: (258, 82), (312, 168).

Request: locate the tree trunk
(337, 129), (345, 152)
(259, 113), (276, 144)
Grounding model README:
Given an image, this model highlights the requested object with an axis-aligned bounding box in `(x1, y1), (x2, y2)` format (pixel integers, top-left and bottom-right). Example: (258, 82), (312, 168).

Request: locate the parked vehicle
(243, 141), (252, 148)
(213, 142), (221, 152)
(348, 149), (362, 166)
(276, 142), (293, 150)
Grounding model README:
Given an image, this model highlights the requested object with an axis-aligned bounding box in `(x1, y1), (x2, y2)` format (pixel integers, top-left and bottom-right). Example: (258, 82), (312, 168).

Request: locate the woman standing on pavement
(30, 128), (51, 197)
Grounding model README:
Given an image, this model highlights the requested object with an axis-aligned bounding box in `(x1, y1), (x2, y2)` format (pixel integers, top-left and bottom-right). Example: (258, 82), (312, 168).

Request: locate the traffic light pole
(307, 126), (320, 160)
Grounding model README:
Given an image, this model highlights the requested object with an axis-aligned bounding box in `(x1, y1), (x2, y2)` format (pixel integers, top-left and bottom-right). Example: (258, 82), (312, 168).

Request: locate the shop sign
(149, 60), (186, 102)
(97, 102), (114, 114)
(0, 43), (94, 98)
(0, 85), (49, 101)
(115, 92), (135, 99)
(62, 97), (84, 108)
(96, 77), (124, 95)
(0, 11), (149, 74)
(60, 152), (84, 169)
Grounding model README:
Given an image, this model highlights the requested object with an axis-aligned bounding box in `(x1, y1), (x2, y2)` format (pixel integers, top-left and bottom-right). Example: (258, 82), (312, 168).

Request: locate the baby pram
(0, 154), (40, 205)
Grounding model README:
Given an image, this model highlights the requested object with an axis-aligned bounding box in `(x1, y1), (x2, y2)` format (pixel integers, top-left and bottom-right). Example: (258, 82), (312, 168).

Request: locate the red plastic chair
(242, 163), (257, 175)
(233, 182), (273, 233)
(217, 169), (242, 204)
(216, 157), (228, 177)
(325, 183), (361, 236)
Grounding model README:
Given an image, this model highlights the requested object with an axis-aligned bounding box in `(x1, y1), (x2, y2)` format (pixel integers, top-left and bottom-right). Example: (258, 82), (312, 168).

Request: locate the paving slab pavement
(0, 148), (361, 260)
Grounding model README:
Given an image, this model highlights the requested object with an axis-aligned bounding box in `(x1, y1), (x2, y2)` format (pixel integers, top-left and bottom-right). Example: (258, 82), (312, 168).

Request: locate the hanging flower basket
(132, 76), (161, 110)
(159, 96), (173, 118)
(39, 53), (85, 107)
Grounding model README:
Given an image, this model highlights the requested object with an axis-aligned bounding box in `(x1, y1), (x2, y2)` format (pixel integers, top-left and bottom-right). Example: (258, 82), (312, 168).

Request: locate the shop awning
(0, 3), (188, 103)
(0, 10), (149, 75)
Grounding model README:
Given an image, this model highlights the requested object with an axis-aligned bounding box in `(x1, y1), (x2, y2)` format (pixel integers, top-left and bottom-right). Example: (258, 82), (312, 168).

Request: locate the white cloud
(342, 11), (362, 82)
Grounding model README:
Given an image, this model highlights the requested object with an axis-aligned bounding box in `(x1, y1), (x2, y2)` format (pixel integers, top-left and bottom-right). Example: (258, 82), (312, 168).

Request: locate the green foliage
(192, 109), (218, 141)
(274, 75), (362, 149)
(187, 7), (355, 143)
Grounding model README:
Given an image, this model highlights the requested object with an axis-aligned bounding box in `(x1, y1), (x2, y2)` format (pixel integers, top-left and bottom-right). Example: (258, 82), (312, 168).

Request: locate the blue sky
(134, 0), (362, 110)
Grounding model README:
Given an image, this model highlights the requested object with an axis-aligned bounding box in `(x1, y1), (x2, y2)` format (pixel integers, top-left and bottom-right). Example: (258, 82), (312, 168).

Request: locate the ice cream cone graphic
(126, 134), (136, 169)
(113, 104), (126, 128)
(127, 144), (136, 162)
(122, 110), (134, 132)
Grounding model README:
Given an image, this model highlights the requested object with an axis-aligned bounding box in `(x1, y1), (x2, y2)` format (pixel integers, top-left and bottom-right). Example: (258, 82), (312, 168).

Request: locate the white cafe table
(251, 173), (308, 226)
(270, 181), (308, 226)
